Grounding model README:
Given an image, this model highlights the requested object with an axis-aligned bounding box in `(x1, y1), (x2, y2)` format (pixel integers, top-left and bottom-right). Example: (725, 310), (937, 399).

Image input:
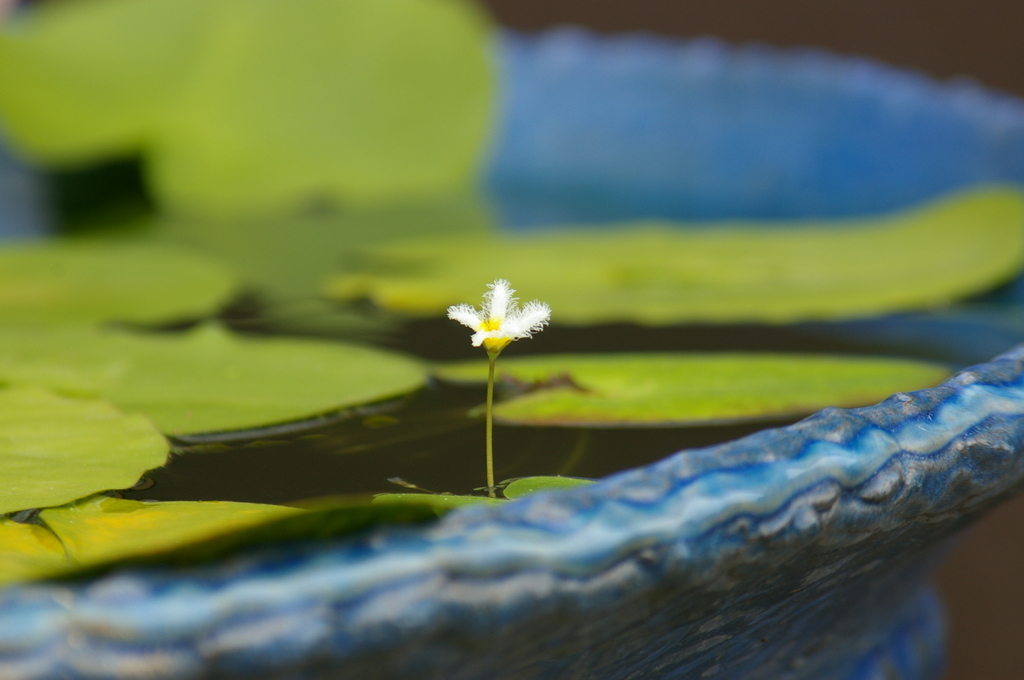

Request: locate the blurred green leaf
(39, 495), (299, 569)
(71, 193), (495, 340)
(0, 495), (440, 586)
(0, 386), (168, 514)
(139, 192), (494, 301)
(501, 476), (595, 499)
(0, 240), (237, 325)
(328, 188), (1024, 324)
(0, 0), (211, 159)
(0, 324), (427, 436)
(373, 478), (597, 506)
(372, 492), (501, 514)
(0, 0), (494, 214)
(435, 353), (949, 426)
(0, 519), (70, 588)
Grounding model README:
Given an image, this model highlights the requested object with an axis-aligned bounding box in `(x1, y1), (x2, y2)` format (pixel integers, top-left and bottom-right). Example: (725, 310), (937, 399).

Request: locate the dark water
(118, 301), (945, 506)
(121, 380), (791, 504)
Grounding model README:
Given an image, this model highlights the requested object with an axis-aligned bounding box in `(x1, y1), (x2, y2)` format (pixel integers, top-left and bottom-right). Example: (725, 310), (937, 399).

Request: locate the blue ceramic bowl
(486, 29), (1024, 227)
(3, 29), (1024, 680)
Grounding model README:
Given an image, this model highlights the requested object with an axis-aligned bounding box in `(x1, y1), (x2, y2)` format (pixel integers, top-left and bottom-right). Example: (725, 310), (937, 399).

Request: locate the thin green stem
(485, 351), (497, 497)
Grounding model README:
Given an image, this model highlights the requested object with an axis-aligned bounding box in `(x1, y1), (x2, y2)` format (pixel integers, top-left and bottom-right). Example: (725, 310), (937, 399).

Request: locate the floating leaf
(0, 240), (237, 325)
(39, 496), (298, 570)
(0, 324), (427, 435)
(137, 192), (493, 301)
(435, 353), (950, 426)
(0, 496), (442, 587)
(0, 386), (168, 514)
(0, 0), (494, 214)
(180, 496), (441, 561)
(68, 194), (494, 341)
(373, 493), (501, 514)
(372, 478), (597, 507)
(0, 519), (72, 587)
(501, 476), (595, 500)
(328, 188), (1024, 324)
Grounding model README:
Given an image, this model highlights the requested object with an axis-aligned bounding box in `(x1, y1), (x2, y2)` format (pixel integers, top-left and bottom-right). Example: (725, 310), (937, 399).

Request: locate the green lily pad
(0, 0), (494, 214)
(327, 188), (1024, 324)
(435, 353), (950, 426)
(0, 386), (168, 514)
(39, 496), (298, 569)
(0, 324), (427, 435)
(501, 476), (596, 499)
(177, 495), (440, 562)
(0, 519), (73, 587)
(0, 495), (443, 587)
(135, 192), (493, 302)
(0, 240), (237, 325)
(67, 193), (493, 340)
(372, 492), (502, 514)
(372, 476), (598, 507)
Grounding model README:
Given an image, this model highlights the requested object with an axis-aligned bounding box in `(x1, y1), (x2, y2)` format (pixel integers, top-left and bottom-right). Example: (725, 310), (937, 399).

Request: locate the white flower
(447, 279), (551, 353)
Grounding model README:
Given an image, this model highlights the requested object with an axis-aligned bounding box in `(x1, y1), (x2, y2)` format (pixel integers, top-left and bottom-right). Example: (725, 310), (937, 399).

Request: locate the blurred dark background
(478, 1), (1024, 678)
(482, 0), (1024, 96)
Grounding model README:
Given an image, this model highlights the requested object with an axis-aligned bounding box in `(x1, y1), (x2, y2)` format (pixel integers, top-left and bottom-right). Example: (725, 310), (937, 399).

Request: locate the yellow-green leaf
(137, 192), (493, 301)
(435, 353), (950, 426)
(373, 479), (597, 507)
(1, 495), (442, 588)
(0, 0), (495, 214)
(372, 492), (501, 514)
(0, 0), (211, 159)
(0, 240), (237, 326)
(501, 476), (595, 499)
(0, 324), (427, 436)
(0, 519), (71, 588)
(39, 496), (300, 568)
(0, 386), (168, 514)
(328, 188), (1024, 324)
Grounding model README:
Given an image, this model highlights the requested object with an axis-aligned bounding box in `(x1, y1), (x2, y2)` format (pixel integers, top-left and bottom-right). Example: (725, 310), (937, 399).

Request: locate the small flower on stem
(447, 279), (550, 496)
(447, 279), (551, 355)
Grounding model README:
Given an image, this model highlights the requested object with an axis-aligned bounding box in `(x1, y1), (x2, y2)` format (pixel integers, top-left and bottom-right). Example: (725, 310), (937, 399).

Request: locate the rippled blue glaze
(485, 29), (1024, 228)
(0, 134), (48, 239)
(1, 344), (1022, 678)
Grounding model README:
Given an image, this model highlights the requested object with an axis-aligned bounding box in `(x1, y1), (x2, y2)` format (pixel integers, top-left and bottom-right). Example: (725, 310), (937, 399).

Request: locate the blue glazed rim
(5, 326), (1018, 678)
(3, 28), (1024, 679)
(485, 28), (1024, 227)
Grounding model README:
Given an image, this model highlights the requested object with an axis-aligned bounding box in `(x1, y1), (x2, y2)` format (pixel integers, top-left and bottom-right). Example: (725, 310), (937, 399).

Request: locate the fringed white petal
(451, 280), (549, 348)
(519, 300), (552, 333)
(447, 304), (482, 330)
(483, 278), (515, 322)
(505, 300), (551, 338)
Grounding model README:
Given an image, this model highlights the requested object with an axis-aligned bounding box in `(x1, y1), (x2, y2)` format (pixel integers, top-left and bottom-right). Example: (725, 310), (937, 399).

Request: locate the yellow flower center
(481, 318), (503, 332)
(482, 337), (512, 353)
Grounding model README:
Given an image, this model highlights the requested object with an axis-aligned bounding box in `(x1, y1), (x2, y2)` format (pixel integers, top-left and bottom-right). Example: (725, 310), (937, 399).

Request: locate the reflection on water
(122, 382), (792, 504)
